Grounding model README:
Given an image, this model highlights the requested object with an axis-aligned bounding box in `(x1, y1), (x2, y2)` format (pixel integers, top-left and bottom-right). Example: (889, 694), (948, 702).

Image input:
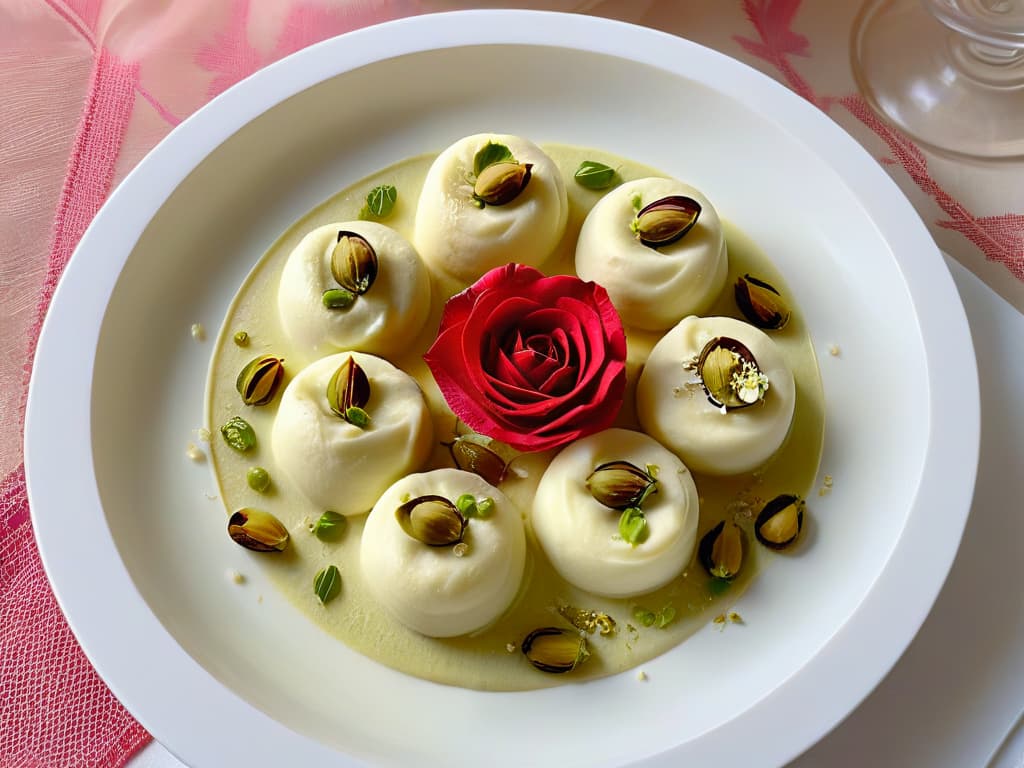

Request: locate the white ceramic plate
(25, 11), (979, 768)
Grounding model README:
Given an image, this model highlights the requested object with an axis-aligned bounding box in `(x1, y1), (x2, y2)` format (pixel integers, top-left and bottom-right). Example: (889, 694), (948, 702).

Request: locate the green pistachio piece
(313, 564), (342, 604)
(322, 288), (356, 310)
(246, 466), (271, 493)
(220, 416), (256, 452)
(618, 507), (648, 546)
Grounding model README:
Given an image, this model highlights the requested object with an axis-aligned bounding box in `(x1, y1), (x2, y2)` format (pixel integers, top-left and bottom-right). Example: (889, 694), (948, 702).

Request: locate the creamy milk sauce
(206, 145), (825, 691)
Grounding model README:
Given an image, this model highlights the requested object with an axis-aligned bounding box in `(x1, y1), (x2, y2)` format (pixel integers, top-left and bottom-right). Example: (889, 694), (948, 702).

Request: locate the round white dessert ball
(271, 352), (432, 514)
(360, 468), (527, 638)
(277, 221), (430, 361)
(531, 428), (699, 598)
(575, 177), (728, 330)
(636, 316), (796, 475)
(413, 133), (569, 283)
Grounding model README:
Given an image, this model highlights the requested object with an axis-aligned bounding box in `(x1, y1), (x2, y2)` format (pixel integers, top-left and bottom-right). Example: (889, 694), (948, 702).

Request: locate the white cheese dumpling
(413, 133), (569, 283)
(636, 316), (796, 475)
(271, 352), (432, 515)
(531, 429), (699, 598)
(575, 177), (728, 331)
(361, 469), (527, 638)
(277, 221), (430, 361)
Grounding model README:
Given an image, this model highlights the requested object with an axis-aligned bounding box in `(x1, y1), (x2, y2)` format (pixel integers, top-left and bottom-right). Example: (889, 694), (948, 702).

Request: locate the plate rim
(24, 10), (980, 767)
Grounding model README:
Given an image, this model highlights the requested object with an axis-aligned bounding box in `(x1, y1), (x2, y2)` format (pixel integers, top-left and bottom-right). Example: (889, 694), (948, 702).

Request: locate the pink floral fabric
(1, 1), (1021, 765)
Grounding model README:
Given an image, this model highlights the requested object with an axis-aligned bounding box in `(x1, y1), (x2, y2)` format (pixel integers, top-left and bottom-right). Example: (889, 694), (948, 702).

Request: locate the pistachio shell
(395, 495), (466, 546)
(228, 508), (289, 552)
(696, 336), (761, 411)
(446, 436), (507, 486)
(754, 494), (804, 550)
(585, 460), (657, 510)
(735, 275), (791, 330)
(326, 356), (370, 422)
(474, 161), (533, 205)
(698, 520), (744, 580)
(235, 355), (285, 406)
(521, 627), (589, 674)
(330, 231), (378, 295)
(633, 195), (701, 247)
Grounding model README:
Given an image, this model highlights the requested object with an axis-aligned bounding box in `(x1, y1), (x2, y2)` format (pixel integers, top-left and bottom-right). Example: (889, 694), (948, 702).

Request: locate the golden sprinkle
(505, 642), (516, 653)
(729, 612), (744, 625)
(636, 669), (648, 682)
(828, 344), (841, 357)
(712, 614), (726, 625)
(227, 569), (245, 585)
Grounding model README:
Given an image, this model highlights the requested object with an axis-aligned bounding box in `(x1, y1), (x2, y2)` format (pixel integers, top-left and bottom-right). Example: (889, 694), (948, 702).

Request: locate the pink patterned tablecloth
(1, 1), (1021, 766)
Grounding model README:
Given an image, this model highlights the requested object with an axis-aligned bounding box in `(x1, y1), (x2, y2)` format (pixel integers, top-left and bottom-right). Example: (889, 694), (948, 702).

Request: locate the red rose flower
(424, 263), (627, 452)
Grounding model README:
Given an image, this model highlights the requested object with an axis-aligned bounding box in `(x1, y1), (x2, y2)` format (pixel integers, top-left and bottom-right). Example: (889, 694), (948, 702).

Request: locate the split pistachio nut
(228, 508), (289, 552)
(446, 434), (507, 486)
(521, 627), (590, 674)
(586, 460), (658, 510)
(474, 161), (533, 206)
(698, 520), (744, 580)
(235, 355), (285, 406)
(326, 356), (371, 425)
(395, 495), (466, 547)
(632, 195), (701, 248)
(754, 494), (805, 550)
(735, 275), (791, 330)
(330, 231), (378, 295)
(696, 336), (768, 410)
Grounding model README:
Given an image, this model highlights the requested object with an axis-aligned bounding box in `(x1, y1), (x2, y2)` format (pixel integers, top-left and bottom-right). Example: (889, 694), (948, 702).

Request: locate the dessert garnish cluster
(208, 133), (817, 682)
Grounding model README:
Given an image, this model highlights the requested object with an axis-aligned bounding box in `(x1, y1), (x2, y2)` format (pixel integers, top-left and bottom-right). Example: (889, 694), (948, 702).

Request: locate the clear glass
(851, 0), (1024, 159)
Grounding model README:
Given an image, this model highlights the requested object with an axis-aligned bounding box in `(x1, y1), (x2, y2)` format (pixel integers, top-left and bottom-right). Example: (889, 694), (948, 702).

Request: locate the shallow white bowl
(25, 10), (978, 768)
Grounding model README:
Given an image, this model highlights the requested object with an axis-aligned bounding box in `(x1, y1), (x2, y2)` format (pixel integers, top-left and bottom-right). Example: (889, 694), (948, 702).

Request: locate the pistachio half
(445, 434), (507, 486)
(474, 161), (533, 206)
(326, 356), (370, 424)
(330, 231), (378, 295)
(632, 195), (701, 248)
(521, 627), (589, 674)
(698, 520), (744, 580)
(586, 460), (657, 510)
(696, 336), (769, 410)
(735, 275), (791, 330)
(228, 508), (289, 552)
(754, 494), (804, 550)
(235, 355), (285, 406)
(395, 495), (466, 546)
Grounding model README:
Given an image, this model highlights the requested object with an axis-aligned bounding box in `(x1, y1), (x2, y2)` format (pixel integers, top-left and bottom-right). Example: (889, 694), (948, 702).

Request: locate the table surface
(3, 1), (1023, 766)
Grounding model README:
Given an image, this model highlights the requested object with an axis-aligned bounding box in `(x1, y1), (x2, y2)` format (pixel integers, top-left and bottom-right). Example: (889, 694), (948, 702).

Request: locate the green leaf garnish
(618, 507), (647, 546)
(312, 511), (346, 541)
(313, 564), (342, 604)
(573, 160), (617, 190)
(220, 416), (256, 452)
(473, 142), (514, 176)
(361, 184), (397, 219)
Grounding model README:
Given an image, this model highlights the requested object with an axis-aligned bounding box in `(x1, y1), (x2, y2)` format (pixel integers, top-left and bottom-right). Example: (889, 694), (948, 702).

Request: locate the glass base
(852, 0), (1024, 160)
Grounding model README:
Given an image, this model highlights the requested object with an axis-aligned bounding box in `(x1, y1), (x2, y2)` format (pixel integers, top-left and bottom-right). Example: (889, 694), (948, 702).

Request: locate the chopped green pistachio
(573, 160), (617, 190)
(322, 288), (356, 310)
(220, 416), (256, 452)
(313, 565), (342, 605)
(618, 507), (647, 546)
(345, 406), (370, 429)
(474, 497), (495, 518)
(312, 511), (346, 541)
(233, 330), (249, 346)
(246, 466), (271, 493)
(631, 194), (642, 212)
